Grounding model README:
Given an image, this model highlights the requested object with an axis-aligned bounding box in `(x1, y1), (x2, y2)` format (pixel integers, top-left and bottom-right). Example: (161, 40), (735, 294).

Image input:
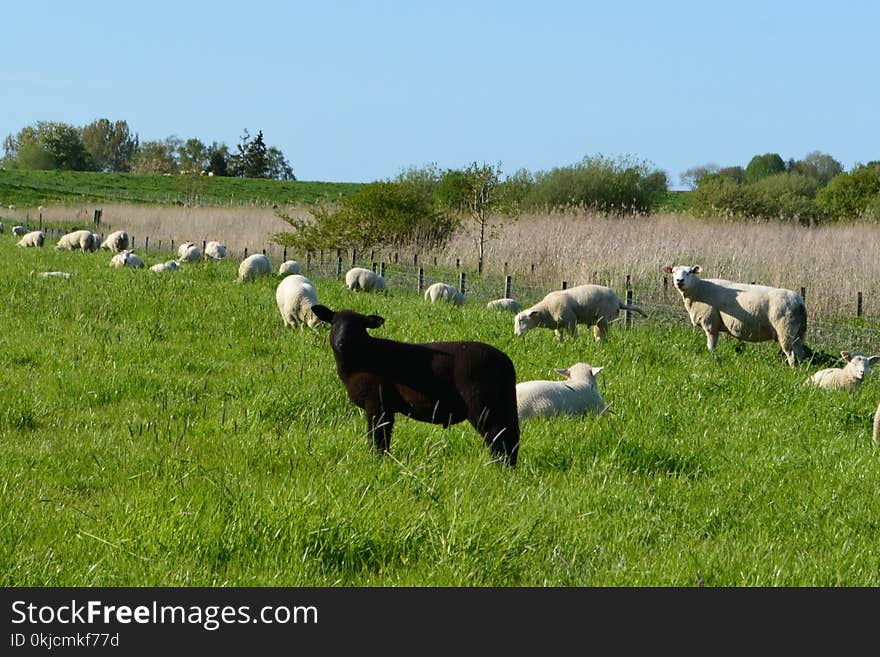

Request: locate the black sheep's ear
(365, 315), (385, 329)
(310, 305), (335, 323)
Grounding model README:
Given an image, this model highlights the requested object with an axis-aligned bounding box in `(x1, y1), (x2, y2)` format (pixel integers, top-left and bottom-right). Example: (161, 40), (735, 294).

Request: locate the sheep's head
(662, 264), (701, 292)
(841, 351), (880, 381)
(514, 310), (540, 336)
(311, 305), (384, 355)
(556, 363), (603, 384)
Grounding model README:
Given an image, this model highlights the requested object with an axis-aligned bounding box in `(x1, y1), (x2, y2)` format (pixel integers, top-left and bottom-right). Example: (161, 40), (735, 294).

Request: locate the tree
(206, 142), (230, 176)
(789, 151), (843, 186)
(177, 138), (208, 174)
(4, 121), (92, 170)
(230, 129), (295, 179)
(81, 118), (139, 172)
(130, 136), (180, 174)
(744, 153), (786, 184)
(266, 146), (295, 180)
(436, 162), (519, 274)
(680, 163), (719, 190)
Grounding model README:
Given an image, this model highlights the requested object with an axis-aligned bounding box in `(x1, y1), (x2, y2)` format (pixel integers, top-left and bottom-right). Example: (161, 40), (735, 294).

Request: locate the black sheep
(310, 305), (520, 466)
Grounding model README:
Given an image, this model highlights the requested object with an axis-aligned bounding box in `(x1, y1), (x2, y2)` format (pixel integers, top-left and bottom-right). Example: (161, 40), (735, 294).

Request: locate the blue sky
(2, 1), (878, 187)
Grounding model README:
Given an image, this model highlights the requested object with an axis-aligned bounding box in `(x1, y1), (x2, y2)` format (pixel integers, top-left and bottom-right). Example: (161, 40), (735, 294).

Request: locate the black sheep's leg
(367, 410), (394, 454)
(468, 406), (519, 467)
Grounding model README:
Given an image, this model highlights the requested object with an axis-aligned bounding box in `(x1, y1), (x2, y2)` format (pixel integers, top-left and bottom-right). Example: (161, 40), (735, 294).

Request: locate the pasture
(2, 231), (880, 586)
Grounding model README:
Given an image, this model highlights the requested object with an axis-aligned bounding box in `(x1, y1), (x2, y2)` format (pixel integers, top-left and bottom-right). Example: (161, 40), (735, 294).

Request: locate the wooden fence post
(418, 267), (425, 293)
(626, 289), (634, 328)
(351, 249), (356, 267)
(380, 262), (386, 278)
(283, 247), (287, 262)
(145, 236), (149, 252)
(337, 257), (343, 277)
(561, 280), (568, 290)
(306, 252), (312, 270)
(371, 262), (377, 273)
(504, 275), (512, 299)
(244, 247), (248, 258)
(800, 286), (806, 303)
(857, 291), (863, 317)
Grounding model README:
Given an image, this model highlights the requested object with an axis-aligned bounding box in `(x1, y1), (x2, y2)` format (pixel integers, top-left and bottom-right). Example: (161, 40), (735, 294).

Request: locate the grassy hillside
(0, 169), (362, 208)
(2, 233), (879, 586)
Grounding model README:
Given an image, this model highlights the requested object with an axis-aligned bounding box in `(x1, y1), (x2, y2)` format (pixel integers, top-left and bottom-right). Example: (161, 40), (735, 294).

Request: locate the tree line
(1, 119), (295, 180)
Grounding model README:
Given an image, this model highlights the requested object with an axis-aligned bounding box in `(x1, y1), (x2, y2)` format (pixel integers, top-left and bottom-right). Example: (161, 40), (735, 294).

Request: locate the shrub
(744, 153), (786, 184)
(815, 162), (880, 221)
(690, 172), (824, 224)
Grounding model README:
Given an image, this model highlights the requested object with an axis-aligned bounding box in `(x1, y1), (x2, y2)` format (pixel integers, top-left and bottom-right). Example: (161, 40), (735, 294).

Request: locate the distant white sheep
(514, 284), (647, 341)
(204, 240), (226, 260)
(177, 241), (202, 262)
(8, 204), (16, 211)
(11, 225), (29, 237)
(276, 274), (322, 328)
(55, 229), (99, 252)
(516, 363), (607, 420)
(36, 271), (72, 279)
(424, 282), (465, 305)
(149, 260), (180, 273)
(17, 230), (45, 248)
(100, 230), (130, 253)
(278, 260), (301, 276)
(237, 253), (271, 283)
(487, 298), (521, 313)
(109, 250), (144, 269)
(662, 264), (807, 366)
(345, 267), (388, 293)
(809, 351), (879, 392)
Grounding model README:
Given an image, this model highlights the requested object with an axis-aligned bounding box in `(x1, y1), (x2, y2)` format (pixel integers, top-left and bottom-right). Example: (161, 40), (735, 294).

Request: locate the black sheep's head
(311, 305), (385, 355)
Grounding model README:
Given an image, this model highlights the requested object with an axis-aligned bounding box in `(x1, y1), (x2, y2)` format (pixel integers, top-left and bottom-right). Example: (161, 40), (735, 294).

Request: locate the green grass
(2, 233), (879, 586)
(0, 169), (362, 208)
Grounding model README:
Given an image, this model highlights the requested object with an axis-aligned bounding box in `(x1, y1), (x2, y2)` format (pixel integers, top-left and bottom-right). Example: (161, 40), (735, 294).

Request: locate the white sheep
(275, 274), (322, 328)
(662, 264), (807, 366)
(424, 282), (465, 305)
(16, 230), (45, 248)
(237, 253), (271, 283)
(100, 230), (130, 252)
(149, 260), (180, 273)
(278, 259), (301, 276)
(8, 204), (16, 211)
(55, 229), (99, 252)
(177, 241), (202, 262)
(514, 284), (647, 341)
(809, 351), (879, 392)
(345, 267), (388, 293)
(11, 225), (28, 237)
(36, 271), (72, 279)
(516, 363), (607, 420)
(204, 240), (227, 260)
(487, 298), (521, 313)
(109, 250), (144, 269)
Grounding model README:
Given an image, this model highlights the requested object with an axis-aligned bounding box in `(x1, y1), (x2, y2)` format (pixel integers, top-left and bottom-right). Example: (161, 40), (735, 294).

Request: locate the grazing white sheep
(177, 241), (202, 262)
(275, 274), (322, 328)
(100, 230), (130, 252)
(16, 230), (45, 248)
(424, 282), (465, 305)
(516, 363), (607, 420)
(487, 298), (521, 313)
(345, 267), (388, 293)
(514, 284), (647, 341)
(109, 250), (144, 269)
(662, 264), (807, 366)
(278, 259), (301, 276)
(237, 253), (271, 283)
(149, 260), (180, 273)
(11, 225), (28, 237)
(809, 351), (879, 392)
(204, 240), (227, 260)
(55, 229), (99, 252)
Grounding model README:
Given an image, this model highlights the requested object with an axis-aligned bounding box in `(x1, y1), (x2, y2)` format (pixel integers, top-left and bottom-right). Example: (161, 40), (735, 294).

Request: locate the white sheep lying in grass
(424, 282), (465, 305)
(109, 250), (144, 269)
(662, 264), (807, 366)
(36, 271), (72, 279)
(17, 230), (45, 248)
(514, 284), (647, 341)
(149, 260), (180, 273)
(345, 267), (387, 293)
(55, 229), (98, 252)
(11, 225), (28, 237)
(204, 240), (226, 260)
(177, 241), (202, 262)
(276, 274), (321, 328)
(278, 259), (301, 276)
(487, 298), (521, 313)
(516, 363), (607, 420)
(237, 253), (271, 283)
(100, 230), (130, 252)
(808, 351), (879, 392)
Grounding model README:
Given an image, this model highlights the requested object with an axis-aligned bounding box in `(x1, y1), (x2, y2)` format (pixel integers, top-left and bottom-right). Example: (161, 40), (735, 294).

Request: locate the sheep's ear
(310, 305), (334, 323)
(868, 356), (880, 366)
(591, 366), (604, 377)
(841, 351), (852, 362)
(529, 310), (540, 318)
(554, 368), (571, 379)
(365, 315), (385, 329)
(661, 265), (673, 274)
(691, 265), (702, 274)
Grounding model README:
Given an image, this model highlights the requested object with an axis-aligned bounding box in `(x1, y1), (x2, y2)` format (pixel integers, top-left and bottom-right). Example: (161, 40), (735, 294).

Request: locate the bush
(744, 153), (786, 184)
(690, 172), (824, 224)
(815, 162), (880, 220)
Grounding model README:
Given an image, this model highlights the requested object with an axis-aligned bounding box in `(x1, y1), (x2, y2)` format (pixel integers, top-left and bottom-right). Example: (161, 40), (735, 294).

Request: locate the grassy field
(2, 232), (879, 586)
(0, 169), (361, 208)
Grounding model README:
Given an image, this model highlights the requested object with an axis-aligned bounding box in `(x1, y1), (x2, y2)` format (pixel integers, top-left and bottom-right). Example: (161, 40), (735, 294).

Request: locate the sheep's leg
(468, 405), (519, 467)
(593, 317), (608, 342)
(705, 329), (718, 351)
(367, 411), (394, 454)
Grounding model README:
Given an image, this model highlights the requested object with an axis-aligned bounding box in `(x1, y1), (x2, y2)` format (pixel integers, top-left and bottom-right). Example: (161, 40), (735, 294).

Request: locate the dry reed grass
(31, 202), (880, 321)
